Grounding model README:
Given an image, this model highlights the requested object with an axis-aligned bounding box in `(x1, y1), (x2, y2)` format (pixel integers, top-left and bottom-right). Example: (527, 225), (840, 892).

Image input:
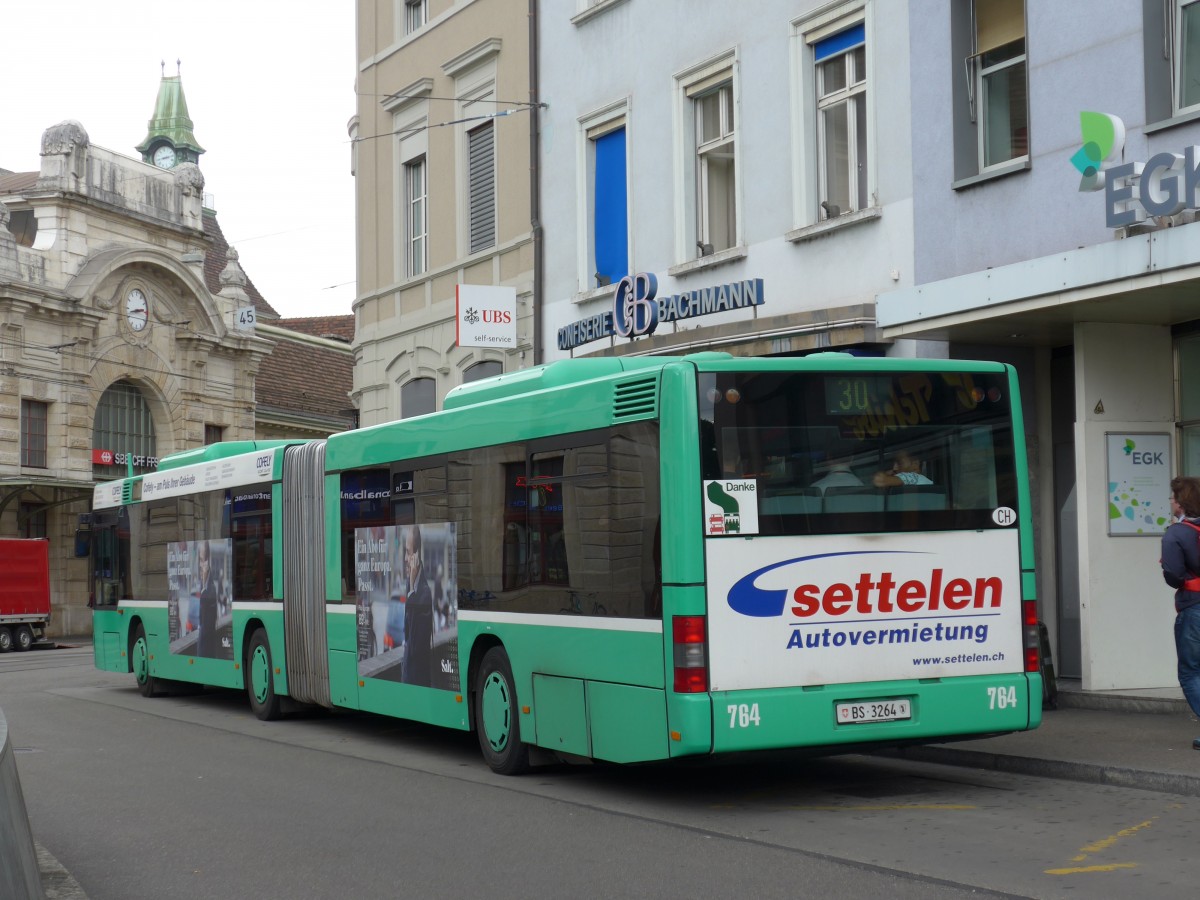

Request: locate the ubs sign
(558, 273), (765, 351)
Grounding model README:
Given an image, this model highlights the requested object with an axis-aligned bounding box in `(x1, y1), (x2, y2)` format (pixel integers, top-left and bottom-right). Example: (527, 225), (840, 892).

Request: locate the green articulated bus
(90, 352), (1041, 774)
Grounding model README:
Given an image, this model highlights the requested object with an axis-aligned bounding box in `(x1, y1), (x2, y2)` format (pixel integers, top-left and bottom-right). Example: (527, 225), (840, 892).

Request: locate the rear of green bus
(662, 356), (1041, 758)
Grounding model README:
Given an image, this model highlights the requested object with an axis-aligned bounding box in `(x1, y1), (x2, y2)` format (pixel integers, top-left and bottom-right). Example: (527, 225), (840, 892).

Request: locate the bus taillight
(672, 615), (708, 693)
(1022, 600), (1040, 674)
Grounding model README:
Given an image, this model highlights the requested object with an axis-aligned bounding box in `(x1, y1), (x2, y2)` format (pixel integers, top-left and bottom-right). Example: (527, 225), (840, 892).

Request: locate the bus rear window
(699, 370), (1018, 535)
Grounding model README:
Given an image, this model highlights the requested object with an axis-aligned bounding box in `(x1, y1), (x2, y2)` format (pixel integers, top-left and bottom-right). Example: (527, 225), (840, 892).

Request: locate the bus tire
(246, 629), (282, 721)
(0, 627), (12, 653)
(475, 647), (530, 776)
(131, 624), (159, 697)
(14, 625), (35, 652)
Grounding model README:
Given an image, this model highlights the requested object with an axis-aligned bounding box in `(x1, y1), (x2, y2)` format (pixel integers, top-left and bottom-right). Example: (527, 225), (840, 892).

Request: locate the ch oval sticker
(992, 506), (1017, 527)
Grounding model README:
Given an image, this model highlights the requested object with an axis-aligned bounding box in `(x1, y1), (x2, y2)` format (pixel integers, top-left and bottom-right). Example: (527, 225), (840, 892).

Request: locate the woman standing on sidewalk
(1160, 475), (1200, 750)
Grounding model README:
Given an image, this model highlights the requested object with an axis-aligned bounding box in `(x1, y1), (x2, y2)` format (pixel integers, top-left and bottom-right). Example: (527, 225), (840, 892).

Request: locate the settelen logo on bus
(726, 549), (1006, 650)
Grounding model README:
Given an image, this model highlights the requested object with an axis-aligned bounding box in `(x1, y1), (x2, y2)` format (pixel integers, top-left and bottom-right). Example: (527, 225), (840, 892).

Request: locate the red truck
(0, 538), (51, 652)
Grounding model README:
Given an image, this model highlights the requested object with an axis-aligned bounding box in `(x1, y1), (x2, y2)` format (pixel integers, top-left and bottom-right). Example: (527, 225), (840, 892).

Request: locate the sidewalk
(884, 679), (1200, 797)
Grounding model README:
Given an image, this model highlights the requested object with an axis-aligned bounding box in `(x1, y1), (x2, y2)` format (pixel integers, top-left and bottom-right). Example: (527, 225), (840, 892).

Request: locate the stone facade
(0, 122), (274, 635)
(352, 0), (535, 426)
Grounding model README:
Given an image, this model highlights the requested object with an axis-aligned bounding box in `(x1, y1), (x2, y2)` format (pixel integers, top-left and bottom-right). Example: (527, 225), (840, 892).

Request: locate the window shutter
(975, 0), (1024, 55)
(594, 126), (628, 284)
(468, 122), (495, 253)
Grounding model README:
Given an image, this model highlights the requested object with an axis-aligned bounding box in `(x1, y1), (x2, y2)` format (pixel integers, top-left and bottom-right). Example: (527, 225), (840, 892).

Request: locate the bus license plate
(836, 698), (912, 725)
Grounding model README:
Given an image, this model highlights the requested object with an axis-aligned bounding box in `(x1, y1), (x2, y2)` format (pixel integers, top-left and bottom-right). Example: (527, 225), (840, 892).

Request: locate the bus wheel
(14, 625), (34, 652)
(475, 647), (529, 775)
(131, 624), (159, 697)
(246, 629), (282, 721)
(0, 627), (12, 653)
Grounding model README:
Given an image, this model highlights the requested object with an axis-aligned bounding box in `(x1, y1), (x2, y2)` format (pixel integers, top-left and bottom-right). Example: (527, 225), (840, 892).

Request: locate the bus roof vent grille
(121, 481), (135, 504)
(613, 376), (658, 420)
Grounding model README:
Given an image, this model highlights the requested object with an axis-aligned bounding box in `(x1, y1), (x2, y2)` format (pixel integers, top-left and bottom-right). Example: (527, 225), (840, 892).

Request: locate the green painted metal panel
(356, 677), (469, 730)
(665, 692), (714, 758)
(587, 681), (669, 763)
(659, 362), (706, 589)
(458, 620), (664, 690)
(98, 631), (123, 673)
(235, 608), (287, 696)
(155, 440), (302, 472)
(328, 649), (360, 708)
(533, 674), (590, 756)
(710, 673), (1039, 754)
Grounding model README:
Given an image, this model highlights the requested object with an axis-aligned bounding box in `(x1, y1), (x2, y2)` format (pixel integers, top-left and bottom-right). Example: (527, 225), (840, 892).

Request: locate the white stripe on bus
(457, 610), (662, 633)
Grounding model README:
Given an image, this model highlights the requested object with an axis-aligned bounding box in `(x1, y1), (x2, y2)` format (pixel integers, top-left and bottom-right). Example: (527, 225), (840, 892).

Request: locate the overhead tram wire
(349, 104), (546, 146)
(0, 327), (266, 399)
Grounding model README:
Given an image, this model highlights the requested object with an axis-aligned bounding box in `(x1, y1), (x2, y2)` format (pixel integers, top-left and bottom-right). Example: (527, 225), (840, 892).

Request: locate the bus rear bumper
(704, 672), (1041, 756)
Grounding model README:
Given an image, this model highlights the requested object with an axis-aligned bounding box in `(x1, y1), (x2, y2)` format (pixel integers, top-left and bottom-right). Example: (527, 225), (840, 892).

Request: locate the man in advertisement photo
(402, 525), (433, 687)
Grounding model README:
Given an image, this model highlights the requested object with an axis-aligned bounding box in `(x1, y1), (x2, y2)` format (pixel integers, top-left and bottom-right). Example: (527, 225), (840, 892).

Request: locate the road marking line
(1046, 816), (1156, 876)
(1045, 863), (1138, 875)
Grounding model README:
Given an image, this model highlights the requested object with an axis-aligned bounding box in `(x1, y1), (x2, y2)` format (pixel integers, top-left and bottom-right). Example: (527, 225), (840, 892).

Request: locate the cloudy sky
(1, 2), (357, 320)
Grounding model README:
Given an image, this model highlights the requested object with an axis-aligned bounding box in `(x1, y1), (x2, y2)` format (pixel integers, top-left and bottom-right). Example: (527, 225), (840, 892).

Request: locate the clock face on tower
(125, 288), (149, 332)
(152, 144), (176, 168)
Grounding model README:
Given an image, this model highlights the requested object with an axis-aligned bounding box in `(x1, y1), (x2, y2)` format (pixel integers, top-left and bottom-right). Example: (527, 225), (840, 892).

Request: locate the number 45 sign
(234, 305), (257, 332)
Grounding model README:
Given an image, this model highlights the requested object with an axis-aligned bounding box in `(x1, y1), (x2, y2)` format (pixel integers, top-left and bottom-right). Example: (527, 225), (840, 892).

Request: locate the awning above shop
(878, 224), (1200, 346)
(0, 476), (96, 521)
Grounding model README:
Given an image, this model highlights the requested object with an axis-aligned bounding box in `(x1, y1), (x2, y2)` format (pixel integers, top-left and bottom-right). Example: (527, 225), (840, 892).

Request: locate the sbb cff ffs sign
(92, 449), (158, 468)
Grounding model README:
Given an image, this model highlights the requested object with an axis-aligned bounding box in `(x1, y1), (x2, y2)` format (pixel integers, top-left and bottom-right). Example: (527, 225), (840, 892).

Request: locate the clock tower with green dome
(136, 60), (205, 169)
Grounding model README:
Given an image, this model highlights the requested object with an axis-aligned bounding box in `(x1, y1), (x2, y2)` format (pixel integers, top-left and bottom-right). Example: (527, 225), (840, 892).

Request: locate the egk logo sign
(1122, 438), (1163, 465)
(1074, 110), (1200, 228)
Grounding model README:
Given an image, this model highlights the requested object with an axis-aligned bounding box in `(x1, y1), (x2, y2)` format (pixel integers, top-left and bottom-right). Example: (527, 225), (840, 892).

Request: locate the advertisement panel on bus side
(705, 529), (1023, 691)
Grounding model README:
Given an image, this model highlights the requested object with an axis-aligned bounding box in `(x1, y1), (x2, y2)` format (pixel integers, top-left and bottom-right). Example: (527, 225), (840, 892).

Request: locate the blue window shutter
(594, 127), (628, 285)
(814, 23), (864, 61)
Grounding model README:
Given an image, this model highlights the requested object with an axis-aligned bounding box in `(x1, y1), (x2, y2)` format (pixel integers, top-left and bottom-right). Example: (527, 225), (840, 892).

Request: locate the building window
(589, 122), (628, 286)
(1176, 1), (1200, 114)
(19, 502), (47, 539)
(1179, 332), (1200, 473)
(950, 0), (1028, 181)
(404, 0), (426, 35)
(463, 361), (502, 384)
(467, 121), (496, 254)
(401, 377), (436, 418)
(974, 0), (1027, 169)
(814, 23), (867, 218)
(93, 380), (157, 475)
(692, 79), (736, 254)
(405, 156), (427, 277)
(204, 424), (224, 445)
(21, 399), (48, 468)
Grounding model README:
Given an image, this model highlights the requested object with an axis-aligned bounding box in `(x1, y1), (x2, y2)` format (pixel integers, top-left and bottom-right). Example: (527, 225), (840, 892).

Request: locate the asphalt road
(4, 644), (1197, 900)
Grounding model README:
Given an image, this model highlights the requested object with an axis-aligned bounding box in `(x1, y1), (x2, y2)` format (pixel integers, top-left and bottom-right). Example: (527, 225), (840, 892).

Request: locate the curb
(1057, 693), (1190, 716)
(879, 744), (1200, 799)
(37, 842), (87, 899)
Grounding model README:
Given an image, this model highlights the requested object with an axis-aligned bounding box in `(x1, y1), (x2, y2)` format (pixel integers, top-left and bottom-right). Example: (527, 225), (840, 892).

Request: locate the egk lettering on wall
(1072, 111), (1200, 228)
(703, 530), (1024, 691)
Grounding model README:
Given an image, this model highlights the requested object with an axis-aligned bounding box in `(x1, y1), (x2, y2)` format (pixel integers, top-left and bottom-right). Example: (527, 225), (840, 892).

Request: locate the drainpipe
(528, 0), (543, 366)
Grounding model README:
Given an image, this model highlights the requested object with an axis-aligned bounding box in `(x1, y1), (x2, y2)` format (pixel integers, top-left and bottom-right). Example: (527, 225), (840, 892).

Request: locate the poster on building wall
(1105, 432), (1172, 536)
